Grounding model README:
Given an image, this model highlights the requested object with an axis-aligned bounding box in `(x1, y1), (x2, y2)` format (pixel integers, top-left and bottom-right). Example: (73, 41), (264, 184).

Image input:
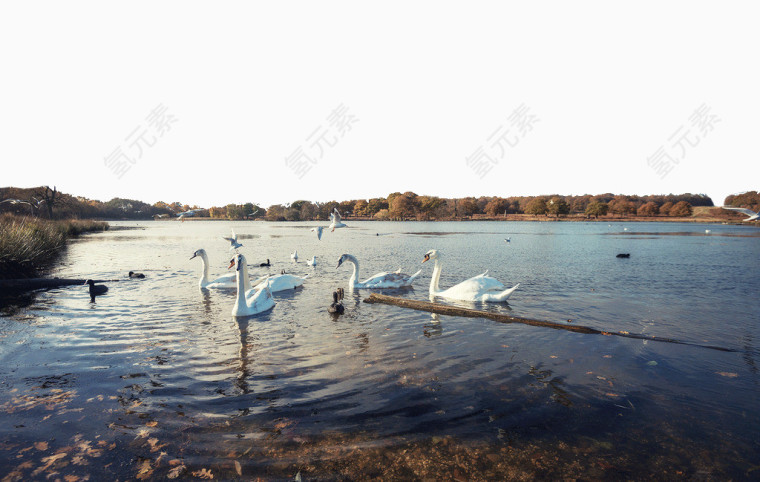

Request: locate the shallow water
(1, 220), (759, 479)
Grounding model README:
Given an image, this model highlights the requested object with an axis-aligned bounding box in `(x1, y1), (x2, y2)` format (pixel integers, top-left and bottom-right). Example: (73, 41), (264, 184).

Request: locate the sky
(1, 1), (758, 209)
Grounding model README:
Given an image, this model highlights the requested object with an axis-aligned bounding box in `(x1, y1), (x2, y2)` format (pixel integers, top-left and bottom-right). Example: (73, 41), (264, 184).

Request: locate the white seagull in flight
(223, 228), (243, 251)
(722, 206), (760, 221)
(329, 208), (347, 232)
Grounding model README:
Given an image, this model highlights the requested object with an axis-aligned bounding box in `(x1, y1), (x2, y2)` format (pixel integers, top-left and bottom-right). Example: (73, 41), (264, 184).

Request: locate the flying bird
(329, 209), (347, 232)
(721, 206), (760, 221)
(223, 228), (243, 251)
(311, 226), (325, 240)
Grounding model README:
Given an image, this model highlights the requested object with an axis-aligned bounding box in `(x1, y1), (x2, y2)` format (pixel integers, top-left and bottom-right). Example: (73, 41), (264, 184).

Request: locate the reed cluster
(0, 214), (108, 278)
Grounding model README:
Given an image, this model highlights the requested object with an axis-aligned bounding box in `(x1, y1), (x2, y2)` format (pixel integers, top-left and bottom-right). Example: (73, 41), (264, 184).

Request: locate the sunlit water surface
(1, 221), (759, 479)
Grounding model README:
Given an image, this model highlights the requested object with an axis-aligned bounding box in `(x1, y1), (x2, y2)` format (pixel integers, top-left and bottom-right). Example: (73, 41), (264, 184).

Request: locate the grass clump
(0, 214), (108, 278)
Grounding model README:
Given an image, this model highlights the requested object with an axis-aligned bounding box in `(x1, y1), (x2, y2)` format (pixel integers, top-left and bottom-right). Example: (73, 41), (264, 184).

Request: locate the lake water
(1, 220), (759, 480)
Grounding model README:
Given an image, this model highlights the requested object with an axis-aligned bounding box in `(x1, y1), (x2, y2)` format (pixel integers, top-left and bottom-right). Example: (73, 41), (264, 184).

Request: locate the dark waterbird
(329, 288), (345, 314)
(259, 259), (271, 267)
(86, 279), (108, 301)
(128, 271), (145, 278)
(616, 253), (631, 258)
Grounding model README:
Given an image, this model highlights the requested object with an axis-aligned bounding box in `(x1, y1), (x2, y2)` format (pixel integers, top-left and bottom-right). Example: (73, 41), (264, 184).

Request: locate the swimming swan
(337, 254), (422, 289)
(191, 248), (237, 289)
(231, 253), (276, 317)
(422, 249), (519, 302)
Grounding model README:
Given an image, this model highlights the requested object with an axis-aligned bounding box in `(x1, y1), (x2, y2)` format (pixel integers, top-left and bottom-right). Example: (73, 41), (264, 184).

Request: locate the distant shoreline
(148, 215), (750, 225)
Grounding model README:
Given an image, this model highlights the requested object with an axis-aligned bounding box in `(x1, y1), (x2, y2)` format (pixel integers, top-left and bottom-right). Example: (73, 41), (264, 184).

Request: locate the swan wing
(205, 272), (237, 289)
(360, 270), (421, 288)
(439, 273), (506, 300)
(479, 283), (520, 302)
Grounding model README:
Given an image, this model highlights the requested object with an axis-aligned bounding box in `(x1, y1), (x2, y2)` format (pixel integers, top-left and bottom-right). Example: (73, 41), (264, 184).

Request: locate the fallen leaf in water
(586, 371), (593, 375)
(145, 421), (158, 427)
(603, 355), (612, 358)
(605, 393), (619, 398)
(136, 429), (150, 438)
(234, 460), (242, 476)
(136, 459), (153, 480)
(32, 452), (67, 476)
(169, 459), (183, 466)
(168, 464), (186, 479)
(34, 441), (48, 451)
(550, 356), (558, 359)
(64, 475), (80, 482)
(717, 372), (738, 378)
(192, 468), (214, 479)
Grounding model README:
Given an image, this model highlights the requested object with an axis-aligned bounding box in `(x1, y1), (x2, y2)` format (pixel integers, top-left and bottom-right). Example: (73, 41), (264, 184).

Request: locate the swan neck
(236, 261), (248, 307)
(200, 252), (210, 284)
(430, 258), (442, 294)
(346, 255), (359, 286)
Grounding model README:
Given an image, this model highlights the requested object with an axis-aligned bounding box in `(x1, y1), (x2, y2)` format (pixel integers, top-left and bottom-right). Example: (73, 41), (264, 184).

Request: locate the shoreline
(146, 216), (750, 225)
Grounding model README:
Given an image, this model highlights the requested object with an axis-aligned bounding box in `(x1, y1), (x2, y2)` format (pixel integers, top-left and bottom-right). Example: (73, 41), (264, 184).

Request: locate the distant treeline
(2, 186), (757, 221)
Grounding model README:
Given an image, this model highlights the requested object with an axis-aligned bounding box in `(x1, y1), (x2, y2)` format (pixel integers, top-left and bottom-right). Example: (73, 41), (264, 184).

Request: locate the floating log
(363, 293), (736, 352)
(0, 278), (121, 292)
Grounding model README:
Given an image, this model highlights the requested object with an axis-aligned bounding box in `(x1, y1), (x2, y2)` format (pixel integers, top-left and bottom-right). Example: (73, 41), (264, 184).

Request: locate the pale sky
(1, 1), (758, 208)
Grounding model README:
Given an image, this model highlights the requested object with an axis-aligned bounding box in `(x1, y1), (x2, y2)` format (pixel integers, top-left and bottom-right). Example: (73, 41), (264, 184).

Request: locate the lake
(1, 220), (759, 480)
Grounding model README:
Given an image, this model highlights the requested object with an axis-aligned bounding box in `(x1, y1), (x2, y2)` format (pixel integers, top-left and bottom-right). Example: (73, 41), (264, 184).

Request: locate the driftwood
(0, 278), (120, 292)
(363, 293), (736, 352)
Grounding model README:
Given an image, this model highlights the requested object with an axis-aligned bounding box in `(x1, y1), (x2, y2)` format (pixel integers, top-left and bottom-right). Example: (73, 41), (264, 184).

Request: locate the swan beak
(190, 253), (197, 260)
(422, 254), (430, 263)
(228, 259), (236, 269)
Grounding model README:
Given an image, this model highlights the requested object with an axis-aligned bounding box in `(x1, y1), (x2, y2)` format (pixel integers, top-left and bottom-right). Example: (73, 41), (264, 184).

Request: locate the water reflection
(1, 220), (759, 480)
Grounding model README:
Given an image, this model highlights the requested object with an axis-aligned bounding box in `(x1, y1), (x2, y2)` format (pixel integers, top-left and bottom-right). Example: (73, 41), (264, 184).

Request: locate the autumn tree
(266, 204), (287, 221)
(389, 193), (420, 220)
(547, 197), (570, 217)
(353, 199), (369, 216)
(524, 197), (548, 216)
(457, 197), (478, 217)
(571, 195), (591, 214)
(339, 200), (356, 216)
(366, 198), (389, 216)
(637, 202), (659, 217)
(669, 201), (693, 217)
(484, 198), (509, 217)
(299, 201), (317, 220)
(416, 196), (445, 220)
(659, 202), (674, 216)
(585, 201), (608, 218)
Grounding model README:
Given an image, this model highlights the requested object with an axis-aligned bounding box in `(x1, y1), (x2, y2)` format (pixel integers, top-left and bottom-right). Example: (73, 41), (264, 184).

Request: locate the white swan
(721, 206), (760, 221)
(223, 228), (243, 251)
(190, 248), (237, 289)
(291, 249), (298, 262)
(231, 254), (275, 317)
(329, 209), (347, 231)
(308, 256), (317, 267)
(311, 226), (325, 240)
(337, 254), (422, 289)
(422, 249), (519, 302)
(249, 272), (308, 295)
